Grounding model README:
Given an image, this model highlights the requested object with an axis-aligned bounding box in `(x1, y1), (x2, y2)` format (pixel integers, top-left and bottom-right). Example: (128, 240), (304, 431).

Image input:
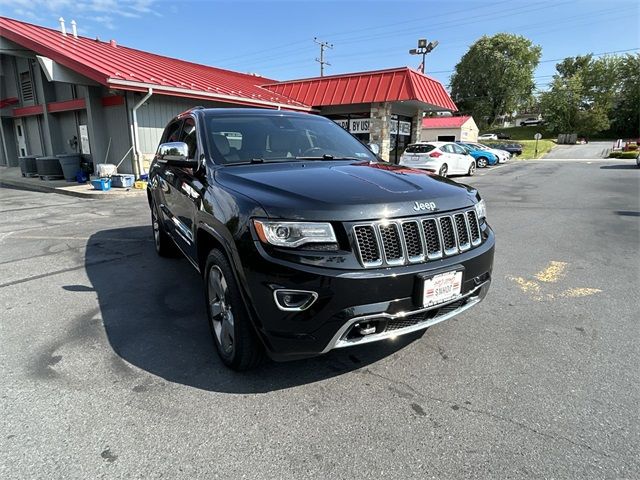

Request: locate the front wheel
(476, 157), (488, 168)
(467, 162), (476, 176)
(438, 164), (448, 177)
(205, 249), (264, 370)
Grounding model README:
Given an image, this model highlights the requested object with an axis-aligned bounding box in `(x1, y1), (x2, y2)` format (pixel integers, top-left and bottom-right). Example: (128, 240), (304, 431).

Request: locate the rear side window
(405, 144), (435, 154)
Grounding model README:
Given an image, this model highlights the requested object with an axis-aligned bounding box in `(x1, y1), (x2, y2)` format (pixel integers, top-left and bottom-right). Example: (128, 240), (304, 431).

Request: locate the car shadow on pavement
(84, 226), (421, 393)
(599, 164), (638, 170)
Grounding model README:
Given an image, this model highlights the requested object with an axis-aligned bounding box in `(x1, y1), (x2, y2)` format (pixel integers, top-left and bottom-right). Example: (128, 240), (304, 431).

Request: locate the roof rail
(177, 106), (206, 117)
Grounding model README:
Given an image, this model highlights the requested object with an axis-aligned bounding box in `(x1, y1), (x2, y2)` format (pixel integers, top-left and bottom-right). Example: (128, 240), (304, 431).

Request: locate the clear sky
(2, 0), (638, 92)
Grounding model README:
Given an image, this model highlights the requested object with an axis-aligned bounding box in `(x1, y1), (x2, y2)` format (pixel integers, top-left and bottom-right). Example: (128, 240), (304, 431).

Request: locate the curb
(0, 177), (146, 199)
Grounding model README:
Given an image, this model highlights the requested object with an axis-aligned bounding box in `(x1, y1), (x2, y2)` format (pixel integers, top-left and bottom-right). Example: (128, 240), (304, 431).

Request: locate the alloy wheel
(439, 164), (448, 177)
(208, 265), (235, 356)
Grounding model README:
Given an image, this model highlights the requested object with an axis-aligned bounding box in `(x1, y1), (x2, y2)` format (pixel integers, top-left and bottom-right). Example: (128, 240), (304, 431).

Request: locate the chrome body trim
(321, 280), (490, 353)
(273, 289), (319, 312)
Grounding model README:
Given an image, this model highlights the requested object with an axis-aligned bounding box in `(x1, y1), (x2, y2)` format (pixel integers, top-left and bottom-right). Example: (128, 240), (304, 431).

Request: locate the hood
(215, 160), (479, 221)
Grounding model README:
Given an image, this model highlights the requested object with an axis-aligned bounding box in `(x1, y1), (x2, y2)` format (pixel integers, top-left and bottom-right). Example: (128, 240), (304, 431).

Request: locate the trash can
(57, 153), (82, 182)
(36, 156), (64, 180)
(18, 155), (39, 177)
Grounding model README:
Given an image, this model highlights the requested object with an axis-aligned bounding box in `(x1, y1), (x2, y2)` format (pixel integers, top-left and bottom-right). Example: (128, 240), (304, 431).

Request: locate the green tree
(610, 54), (640, 138)
(540, 55), (622, 136)
(450, 33), (542, 127)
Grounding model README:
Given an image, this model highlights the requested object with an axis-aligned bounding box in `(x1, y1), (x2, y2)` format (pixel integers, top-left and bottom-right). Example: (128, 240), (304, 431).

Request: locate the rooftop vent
(110, 39), (117, 47)
(58, 17), (66, 36)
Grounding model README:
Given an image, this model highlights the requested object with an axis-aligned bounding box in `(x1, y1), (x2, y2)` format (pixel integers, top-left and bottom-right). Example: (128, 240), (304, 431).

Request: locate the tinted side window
(452, 144), (466, 154)
(180, 117), (198, 158)
(163, 120), (183, 144)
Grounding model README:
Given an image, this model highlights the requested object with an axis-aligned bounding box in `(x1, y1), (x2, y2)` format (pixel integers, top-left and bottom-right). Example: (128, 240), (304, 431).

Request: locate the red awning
(422, 116), (472, 129)
(262, 67), (457, 111)
(0, 16), (310, 111)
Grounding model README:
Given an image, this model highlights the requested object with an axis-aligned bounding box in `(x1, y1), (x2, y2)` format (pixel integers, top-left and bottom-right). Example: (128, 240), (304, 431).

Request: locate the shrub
(609, 151), (639, 159)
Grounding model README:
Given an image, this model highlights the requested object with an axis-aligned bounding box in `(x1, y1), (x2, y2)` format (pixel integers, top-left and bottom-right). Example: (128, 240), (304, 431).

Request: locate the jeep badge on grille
(413, 201), (437, 212)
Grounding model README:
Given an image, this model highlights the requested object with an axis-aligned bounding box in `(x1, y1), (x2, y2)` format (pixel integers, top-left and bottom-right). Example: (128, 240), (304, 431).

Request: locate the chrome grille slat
(352, 208), (482, 268)
(378, 223), (404, 265)
(401, 220), (425, 263)
(467, 210), (481, 246)
(454, 213), (471, 251)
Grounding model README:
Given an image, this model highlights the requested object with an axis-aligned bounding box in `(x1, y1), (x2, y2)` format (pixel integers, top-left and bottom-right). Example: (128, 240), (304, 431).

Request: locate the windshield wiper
(295, 154), (335, 160)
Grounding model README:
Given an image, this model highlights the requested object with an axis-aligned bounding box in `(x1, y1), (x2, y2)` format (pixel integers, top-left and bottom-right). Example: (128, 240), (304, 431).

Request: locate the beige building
(420, 115), (478, 142)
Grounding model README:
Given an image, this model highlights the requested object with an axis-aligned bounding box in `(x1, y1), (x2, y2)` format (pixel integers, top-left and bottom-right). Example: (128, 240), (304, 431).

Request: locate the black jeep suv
(147, 108), (494, 370)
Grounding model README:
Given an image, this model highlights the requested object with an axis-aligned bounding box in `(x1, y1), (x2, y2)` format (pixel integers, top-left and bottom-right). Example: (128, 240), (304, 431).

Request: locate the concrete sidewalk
(0, 166), (146, 199)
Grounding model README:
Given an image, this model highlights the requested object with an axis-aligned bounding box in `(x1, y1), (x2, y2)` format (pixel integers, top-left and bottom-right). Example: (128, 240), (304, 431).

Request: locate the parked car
(456, 142), (499, 168)
(458, 141), (509, 164)
(519, 117), (543, 126)
(496, 132), (511, 140)
(488, 142), (523, 156)
(148, 108), (494, 370)
(637, 152), (640, 168)
(478, 133), (498, 141)
(399, 142), (478, 176)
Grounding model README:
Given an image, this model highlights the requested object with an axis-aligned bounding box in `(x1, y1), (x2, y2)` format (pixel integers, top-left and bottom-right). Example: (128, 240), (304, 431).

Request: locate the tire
(151, 202), (177, 257)
(438, 164), (448, 177)
(467, 162), (476, 176)
(476, 157), (488, 168)
(204, 249), (264, 370)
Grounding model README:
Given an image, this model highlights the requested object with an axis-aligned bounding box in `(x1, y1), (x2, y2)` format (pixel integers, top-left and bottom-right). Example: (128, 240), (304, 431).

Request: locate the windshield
(404, 144), (436, 154)
(203, 113), (377, 164)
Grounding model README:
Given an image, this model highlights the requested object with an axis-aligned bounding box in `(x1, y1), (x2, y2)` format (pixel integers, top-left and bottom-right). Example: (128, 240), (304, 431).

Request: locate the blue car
(457, 142), (499, 168)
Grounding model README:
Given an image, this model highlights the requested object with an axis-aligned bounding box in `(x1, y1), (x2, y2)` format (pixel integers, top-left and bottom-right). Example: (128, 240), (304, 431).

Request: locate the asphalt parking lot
(1, 159), (638, 479)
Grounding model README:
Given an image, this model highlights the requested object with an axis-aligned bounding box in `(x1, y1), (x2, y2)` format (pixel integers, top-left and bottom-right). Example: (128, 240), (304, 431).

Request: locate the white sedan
(464, 141), (511, 163)
(399, 142), (476, 177)
(478, 133), (498, 141)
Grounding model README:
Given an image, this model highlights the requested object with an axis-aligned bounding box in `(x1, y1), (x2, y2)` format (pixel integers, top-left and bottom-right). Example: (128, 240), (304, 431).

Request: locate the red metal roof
(422, 115), (473, 129)
(262, 67), (457, 111)
(0, 16), (310, 111)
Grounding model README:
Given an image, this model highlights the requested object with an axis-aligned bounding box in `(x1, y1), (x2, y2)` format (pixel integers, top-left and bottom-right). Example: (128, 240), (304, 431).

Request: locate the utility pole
(314, 37), (333, 76)
(409, 38), (439, 74)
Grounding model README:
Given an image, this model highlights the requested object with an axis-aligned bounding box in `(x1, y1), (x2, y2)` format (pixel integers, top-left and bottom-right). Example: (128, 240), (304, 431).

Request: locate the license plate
(423, 271), (463, 307)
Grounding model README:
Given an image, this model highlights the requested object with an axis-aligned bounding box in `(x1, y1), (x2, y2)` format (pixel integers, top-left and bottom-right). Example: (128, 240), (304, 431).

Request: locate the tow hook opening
(347, 320), (384, 340)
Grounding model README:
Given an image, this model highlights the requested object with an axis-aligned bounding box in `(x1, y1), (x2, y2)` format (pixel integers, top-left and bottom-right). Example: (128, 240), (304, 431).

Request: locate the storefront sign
(349, 118), (370, 134)
(389, 120), (411, 136)
(79, 125), (91, 154)
(333, 119), (349, 130)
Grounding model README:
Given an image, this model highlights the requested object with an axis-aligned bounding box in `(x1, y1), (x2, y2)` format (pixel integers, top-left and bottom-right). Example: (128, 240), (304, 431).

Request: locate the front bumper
(239, 225), (495, 361)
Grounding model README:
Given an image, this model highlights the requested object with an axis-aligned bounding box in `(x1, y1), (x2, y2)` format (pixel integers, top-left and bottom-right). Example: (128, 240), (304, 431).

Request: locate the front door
(14, 119), (27, 157)
(166, 116), (204, 261)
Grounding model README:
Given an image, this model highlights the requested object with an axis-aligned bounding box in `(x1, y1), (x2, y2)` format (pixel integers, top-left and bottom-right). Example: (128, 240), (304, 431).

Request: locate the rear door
(451, 143), (471, 173)
(440, 144), (459, 171)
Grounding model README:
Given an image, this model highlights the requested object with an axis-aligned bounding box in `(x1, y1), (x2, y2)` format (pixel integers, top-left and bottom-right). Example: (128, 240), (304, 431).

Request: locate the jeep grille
(352, 209), (482, 268)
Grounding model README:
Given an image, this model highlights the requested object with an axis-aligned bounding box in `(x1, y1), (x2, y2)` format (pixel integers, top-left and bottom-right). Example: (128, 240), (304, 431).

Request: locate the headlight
(474, 199), (487, 221)
(253, 220), (337, 248)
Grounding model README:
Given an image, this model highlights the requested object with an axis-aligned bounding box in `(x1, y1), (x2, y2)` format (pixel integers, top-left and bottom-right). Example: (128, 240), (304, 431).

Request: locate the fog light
(274, 289), (318, 311)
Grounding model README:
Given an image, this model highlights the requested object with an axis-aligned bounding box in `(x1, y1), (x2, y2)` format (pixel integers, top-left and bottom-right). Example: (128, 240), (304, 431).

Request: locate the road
(1, 159), (639, 479)
(544, 141), (612, 159)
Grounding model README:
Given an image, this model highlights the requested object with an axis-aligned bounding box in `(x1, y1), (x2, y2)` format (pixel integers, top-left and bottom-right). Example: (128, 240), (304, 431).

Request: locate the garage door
(437, 135), (456, 141)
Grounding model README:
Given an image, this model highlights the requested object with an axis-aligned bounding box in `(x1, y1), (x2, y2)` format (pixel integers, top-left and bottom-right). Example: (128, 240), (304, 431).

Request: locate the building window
(20, 71), (34, 103)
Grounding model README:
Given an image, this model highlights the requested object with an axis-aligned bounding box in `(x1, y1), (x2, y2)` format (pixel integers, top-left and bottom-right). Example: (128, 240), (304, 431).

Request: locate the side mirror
(157, 142), (198, 168)
(367, 143), (380, 155)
